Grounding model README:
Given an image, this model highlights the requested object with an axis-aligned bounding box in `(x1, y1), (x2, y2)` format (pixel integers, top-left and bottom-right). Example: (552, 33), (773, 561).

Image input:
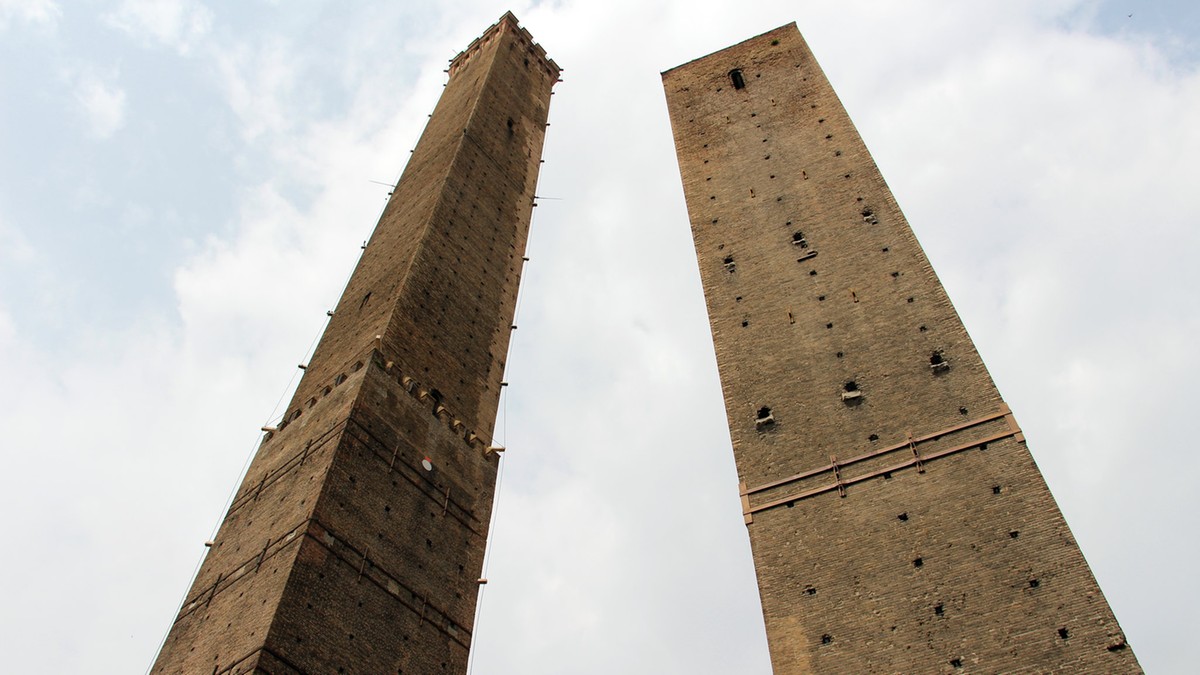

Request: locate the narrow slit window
(729, 69), (746, 90)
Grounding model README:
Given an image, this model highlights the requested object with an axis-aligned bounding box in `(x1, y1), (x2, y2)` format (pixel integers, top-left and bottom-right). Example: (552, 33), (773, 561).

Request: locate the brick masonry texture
(152, 13), (558, 674)
(663, 24), (1141, 674)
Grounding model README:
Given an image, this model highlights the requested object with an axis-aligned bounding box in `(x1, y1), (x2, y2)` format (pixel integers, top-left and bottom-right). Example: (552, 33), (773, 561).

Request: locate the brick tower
(152, 13), (558, 674)
(663, 24), (1140, 673)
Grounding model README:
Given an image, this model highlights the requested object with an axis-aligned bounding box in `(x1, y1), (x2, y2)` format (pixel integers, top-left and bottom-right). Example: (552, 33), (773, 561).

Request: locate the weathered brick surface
(663, 24), (1140, 673)
(153, 13), (557, 674)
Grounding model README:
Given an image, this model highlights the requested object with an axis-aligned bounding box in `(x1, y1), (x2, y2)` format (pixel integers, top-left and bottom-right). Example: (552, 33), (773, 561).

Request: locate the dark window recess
(897, 512), (908, 521)
(506, 118), (514, 134)
(723, 255), (736, 272)
(913, 557), (924, 567)
(729, 69), (746, 90)
(1058, 627), (1070, 640)
(862, 208), (878, 224)
(934, 603), (944, 616)
(755, 406), (775, 427)
(1029, 579), (1040, 588)
(792, 231), (808, 247)
(950, 658), (963, 669)
(992, 485), (1002, 495)
(821, 634), (832, 645)
(931, 350), (950, 372)
(842, 380), (862, 401)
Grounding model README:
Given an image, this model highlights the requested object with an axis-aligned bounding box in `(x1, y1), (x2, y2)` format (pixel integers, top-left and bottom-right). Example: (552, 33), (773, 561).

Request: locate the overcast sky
(1, 1), (1198, 673)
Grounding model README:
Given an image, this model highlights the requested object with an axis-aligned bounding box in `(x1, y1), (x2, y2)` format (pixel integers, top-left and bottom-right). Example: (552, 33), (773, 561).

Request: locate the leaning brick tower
(152, 13), (558, 674)
(663, 24), (1140, 673)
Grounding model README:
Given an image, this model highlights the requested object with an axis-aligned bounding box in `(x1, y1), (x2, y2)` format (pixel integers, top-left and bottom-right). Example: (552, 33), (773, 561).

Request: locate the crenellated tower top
(449, 11), (560, 80)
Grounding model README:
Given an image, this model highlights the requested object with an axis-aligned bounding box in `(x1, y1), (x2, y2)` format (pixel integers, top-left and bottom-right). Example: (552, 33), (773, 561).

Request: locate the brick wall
(663, 23), (1140, 674)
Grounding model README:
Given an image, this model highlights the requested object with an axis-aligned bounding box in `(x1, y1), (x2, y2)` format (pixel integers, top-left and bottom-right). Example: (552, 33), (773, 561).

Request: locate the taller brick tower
(663, 24), (1140, 673)
(153, 13), (558, 674)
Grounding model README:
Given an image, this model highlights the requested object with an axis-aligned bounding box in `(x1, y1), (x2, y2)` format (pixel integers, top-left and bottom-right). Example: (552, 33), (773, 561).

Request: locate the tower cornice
(449, 11), (560, 80)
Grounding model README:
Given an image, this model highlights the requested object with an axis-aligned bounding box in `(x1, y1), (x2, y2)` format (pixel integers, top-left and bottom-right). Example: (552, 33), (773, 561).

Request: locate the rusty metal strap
(745, 427), (1019, 517)
(343, 419), (485, 534)
(742, 405), (1015, 498)
(305, 520), (473, 650)
(229, 420), (347, 515)
(175, 519), (309, 623)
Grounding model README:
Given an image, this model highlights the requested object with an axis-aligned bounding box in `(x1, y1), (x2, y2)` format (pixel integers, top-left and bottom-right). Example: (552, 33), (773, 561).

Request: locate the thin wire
(467, 192), (546, 674)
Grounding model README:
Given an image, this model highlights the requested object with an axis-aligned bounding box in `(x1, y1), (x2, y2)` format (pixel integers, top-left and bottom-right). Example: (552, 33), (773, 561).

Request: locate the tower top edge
(448, 11), (561, 80)
(661, 21), (800, 78)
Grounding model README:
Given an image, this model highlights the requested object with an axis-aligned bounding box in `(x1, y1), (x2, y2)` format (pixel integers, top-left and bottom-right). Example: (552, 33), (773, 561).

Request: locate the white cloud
(3, 1), (1199, 673)
(72, 69), (127, 139)
(105, 0), (212, 54)
(0, 0), (60, 30)
(212, 38), (301, 142)
(0, 219), (34, 263)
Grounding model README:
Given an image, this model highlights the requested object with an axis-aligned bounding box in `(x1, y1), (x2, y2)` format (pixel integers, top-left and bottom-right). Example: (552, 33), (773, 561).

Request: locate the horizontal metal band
(741, 405), (1023, 519)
